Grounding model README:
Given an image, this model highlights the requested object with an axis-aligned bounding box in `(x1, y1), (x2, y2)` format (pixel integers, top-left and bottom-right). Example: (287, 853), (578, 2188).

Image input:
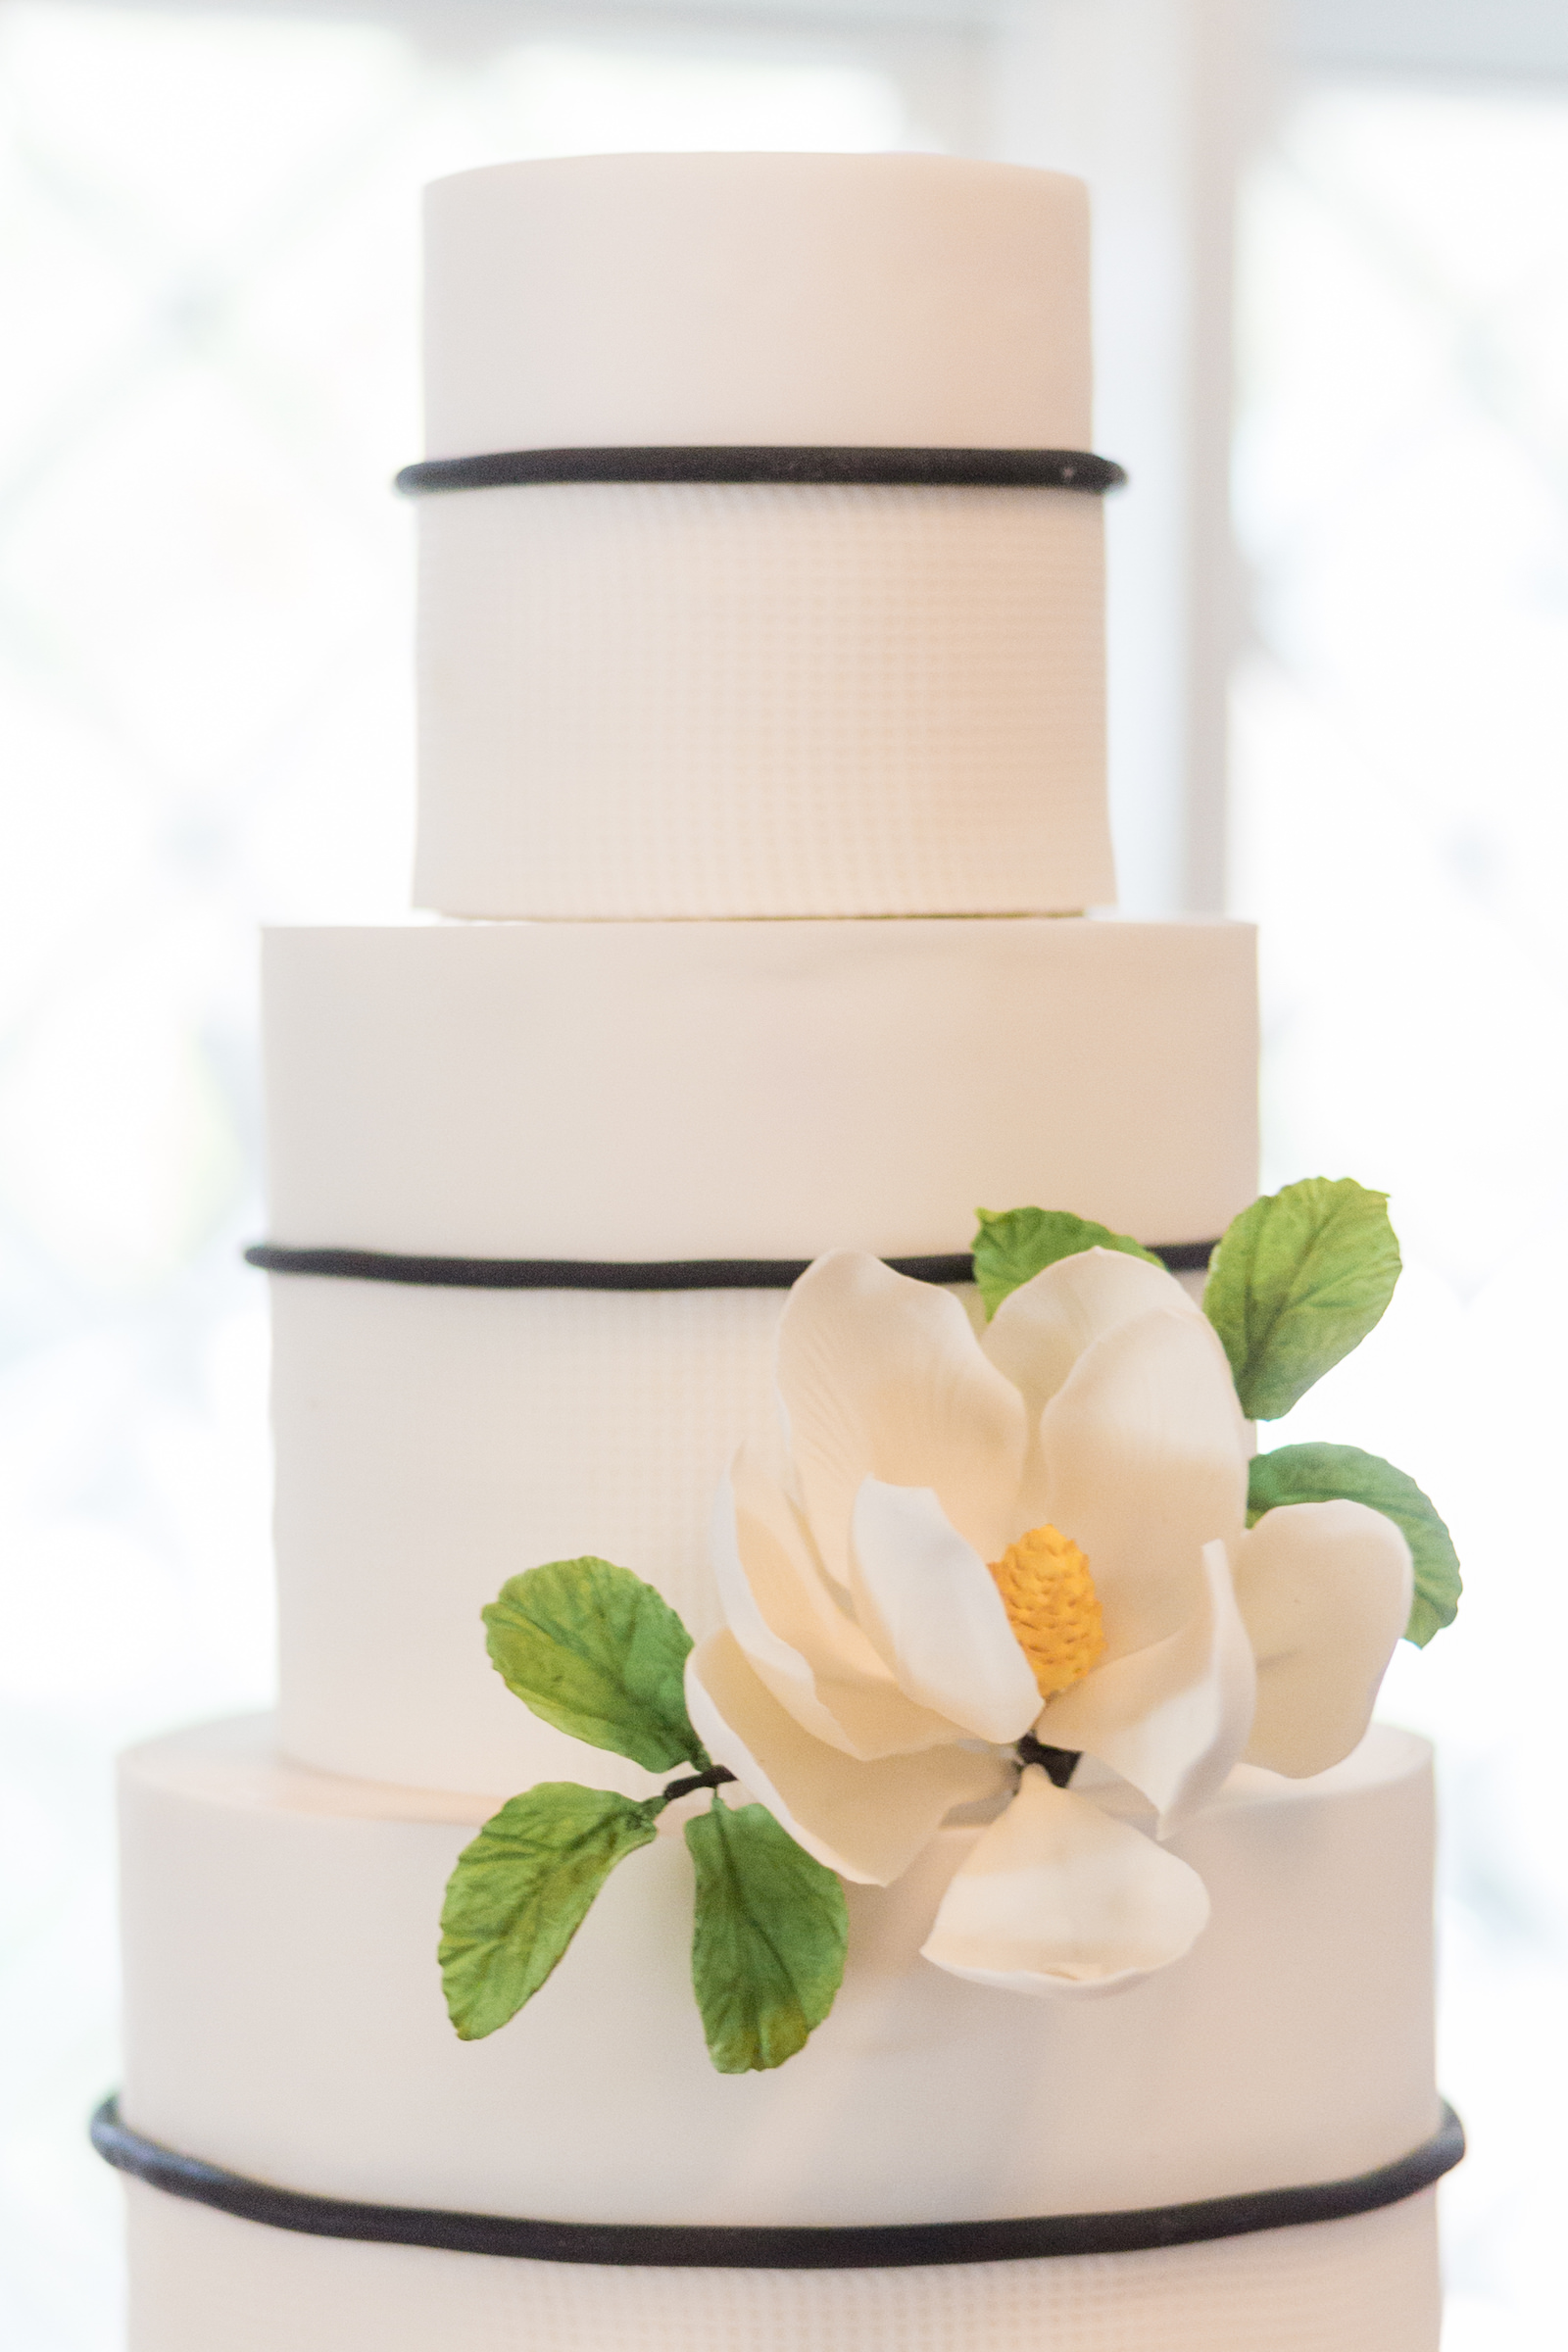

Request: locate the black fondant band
(395, 446), (1127, 497)
(244, 1242), (1217, 1291)
(91, 2096), (1461, 2270)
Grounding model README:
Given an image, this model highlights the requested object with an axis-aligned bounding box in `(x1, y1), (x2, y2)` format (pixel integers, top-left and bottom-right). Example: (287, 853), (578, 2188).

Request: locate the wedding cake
(96, 154), (1460, 2352)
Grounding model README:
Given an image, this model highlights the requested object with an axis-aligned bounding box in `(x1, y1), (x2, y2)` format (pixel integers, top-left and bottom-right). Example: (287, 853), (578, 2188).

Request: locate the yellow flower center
(989, 1524), (1105, 1700)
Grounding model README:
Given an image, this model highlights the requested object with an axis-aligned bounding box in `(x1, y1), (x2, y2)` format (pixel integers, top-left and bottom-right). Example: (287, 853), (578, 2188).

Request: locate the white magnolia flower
(685, 1249), (1413, 1995)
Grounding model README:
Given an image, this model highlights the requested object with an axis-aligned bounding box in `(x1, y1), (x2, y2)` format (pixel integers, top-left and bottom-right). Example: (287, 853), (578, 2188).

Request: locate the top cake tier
(411, 154), (1117, 920)
(422, 153), (1090, 455)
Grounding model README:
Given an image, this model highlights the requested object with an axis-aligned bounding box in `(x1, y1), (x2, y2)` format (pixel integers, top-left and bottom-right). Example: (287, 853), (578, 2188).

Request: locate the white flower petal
(921, 1765), (1211, 1994)
(685, 1631), (1009, 1885)
(987, 1251), (1207, 1529)
(1035, 1307), (1249, 1656)
(848, 1479), (1042, 1743)
(1041, 1538), (1255, 1830)
(983, 1248), (1201, 1429)
(775, 1253), (1026, 1586)
(714, 1449), (964, 1760)
(1232, 1500), (1414, 1778)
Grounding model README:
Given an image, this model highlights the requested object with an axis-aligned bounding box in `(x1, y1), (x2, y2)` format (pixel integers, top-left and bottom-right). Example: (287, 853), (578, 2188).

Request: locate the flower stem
(1015, 1732), (1081, 1788)
(662, 1764), (738, 1803)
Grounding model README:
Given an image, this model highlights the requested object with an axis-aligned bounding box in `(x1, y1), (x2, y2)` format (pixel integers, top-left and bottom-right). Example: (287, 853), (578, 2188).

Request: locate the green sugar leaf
(971, 1205), (1162, 1319)
(440, 1784), (659, 2041)
(1202, 1178), (1400, 1419)
(686, 1799), (849, 2075)
(1248, 1442), (1461, 1647)
(484, 1556), (709, 1774)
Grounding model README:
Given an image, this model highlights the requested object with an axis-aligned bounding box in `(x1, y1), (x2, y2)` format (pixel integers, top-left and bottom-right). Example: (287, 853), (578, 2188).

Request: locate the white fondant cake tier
(414, 482), (1110, 920)
(262, 917), (1258, 1259)
(273, 1280), (779, 1792)
(273, 1266), (1214, 1794)
(122, 2179), (1442, 2352)
(120, 1718), (1437, 2228)
(422, 155), (1091, 459)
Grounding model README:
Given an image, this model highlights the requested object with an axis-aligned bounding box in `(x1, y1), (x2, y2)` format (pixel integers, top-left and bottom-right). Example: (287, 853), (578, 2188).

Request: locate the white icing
(120, 1718), (1438, 2229)
(273, 1280), (775, 1793)
(123, 2177), (1442, 2352)
(413, 482), (1111, 920)
(262, 917), (1258, 1259)
(421, 155), (1091, 459)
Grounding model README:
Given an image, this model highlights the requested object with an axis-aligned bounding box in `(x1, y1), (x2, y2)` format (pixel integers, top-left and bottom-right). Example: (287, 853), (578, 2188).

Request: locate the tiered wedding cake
(99, 155), (1454, 2351)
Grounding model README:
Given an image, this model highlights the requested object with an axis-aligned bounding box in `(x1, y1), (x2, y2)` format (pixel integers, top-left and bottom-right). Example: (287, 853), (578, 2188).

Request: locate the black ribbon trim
(244, 1242), (1217, 1292)
(395, 446), (1127, 497)
(92, 2096), (1461, 2270)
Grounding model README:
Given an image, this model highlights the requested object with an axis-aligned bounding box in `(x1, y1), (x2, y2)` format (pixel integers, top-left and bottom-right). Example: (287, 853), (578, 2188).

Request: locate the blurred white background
(1, 2), (1565, 2345)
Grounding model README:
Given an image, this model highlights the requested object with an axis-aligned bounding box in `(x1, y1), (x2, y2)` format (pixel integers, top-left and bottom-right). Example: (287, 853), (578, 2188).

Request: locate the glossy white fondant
(261, 917), (1259, 1260)
(421, 155), (1091, 459)
(119, 1718), (1438, 2229)
(413, 482), (1111, 919)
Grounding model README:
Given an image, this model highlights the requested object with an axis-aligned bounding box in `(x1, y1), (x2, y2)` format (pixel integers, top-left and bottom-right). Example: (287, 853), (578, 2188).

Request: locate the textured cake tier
(273, 1281), (780, 1791)
(263, 918), (1257, 1258)
(414, 153), (1105, 920)
(414, 482), (1110, 920)
(121, 1719), (1438, 2225)
(422, 155), (1091, 459)
(122, 2178), (1441, 2352)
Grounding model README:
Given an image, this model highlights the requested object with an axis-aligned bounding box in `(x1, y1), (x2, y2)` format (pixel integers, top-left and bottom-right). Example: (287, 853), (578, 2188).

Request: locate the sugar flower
(684, 1250), (1412, 1995)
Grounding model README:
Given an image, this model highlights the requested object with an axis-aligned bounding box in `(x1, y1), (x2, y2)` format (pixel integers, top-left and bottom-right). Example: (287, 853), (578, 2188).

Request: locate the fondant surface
(422, 155), (1091, 458)
(272, 1279), (780, 1792)
(123, 2178), (1442, 2352)
(414, 482), (1110, 919)
(262, 917), (1259, 1260)
(120, 1719), (1438, 2229)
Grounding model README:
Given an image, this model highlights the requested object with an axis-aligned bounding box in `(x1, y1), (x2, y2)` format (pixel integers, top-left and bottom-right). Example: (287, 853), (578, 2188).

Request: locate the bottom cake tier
(109, 1715), (1449, 2350)
(122, 2175), (1441, 2352)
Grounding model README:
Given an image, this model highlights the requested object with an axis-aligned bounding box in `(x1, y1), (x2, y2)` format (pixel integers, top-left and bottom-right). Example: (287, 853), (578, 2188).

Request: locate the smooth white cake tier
(413, 482), (1111, 920)
(262, 918), (1258, 1258)
(122, 2178), (1441, 2352)
(120, 1719), (1437, 2230)
(422, 155), (1090, 458)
